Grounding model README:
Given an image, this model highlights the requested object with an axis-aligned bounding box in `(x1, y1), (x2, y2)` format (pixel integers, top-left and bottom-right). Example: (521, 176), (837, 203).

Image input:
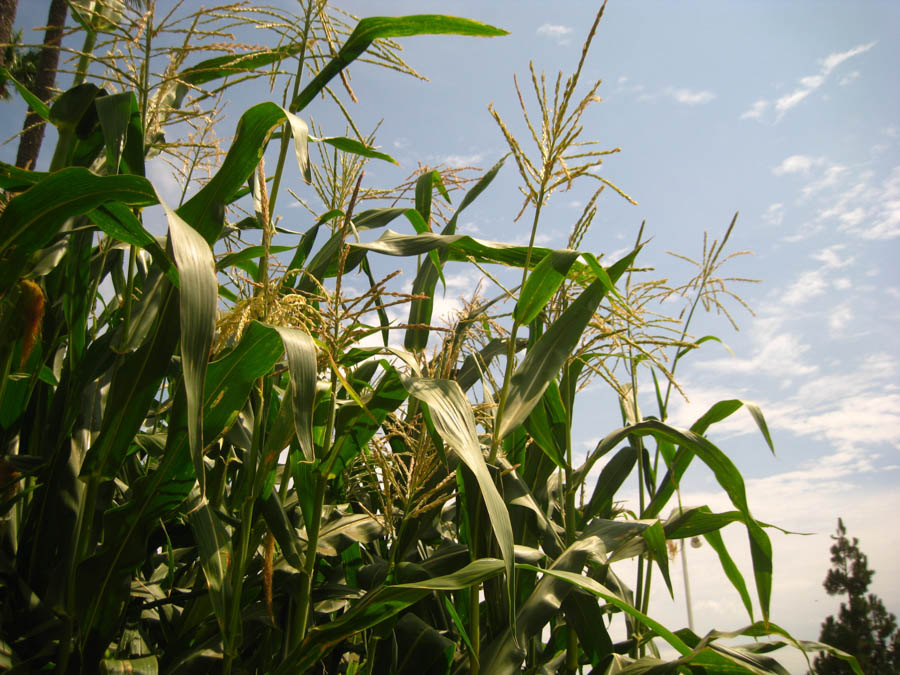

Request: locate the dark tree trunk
(15, 0), (67, 169)
(0, 0), (19, 96)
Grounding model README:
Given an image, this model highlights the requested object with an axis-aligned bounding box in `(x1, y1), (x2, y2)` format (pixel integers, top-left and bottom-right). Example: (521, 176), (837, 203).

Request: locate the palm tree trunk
(0, 0), (19, 98)
(15, 0), (67, 170)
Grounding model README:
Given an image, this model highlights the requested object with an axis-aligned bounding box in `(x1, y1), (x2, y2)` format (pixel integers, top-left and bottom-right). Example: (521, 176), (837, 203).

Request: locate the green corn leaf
(327, 361), (408, 476)
(95, 91), (144, 176)
(312, 135), (398, 165)
(584, 445), (637, 520)
(497, 247), (639, 440)
(401, 377), (516, 628)
(513, 249), (580, 324)
(291, 15), (507, 112)
(0, 169), (156, 291)
(272, 327), (318, 462)
(0, 66), (50, 120)
(641, 520), (674, 597)
(217, 245), (294, 271)
(576, 418), (773, 622)
(89, 203), (176, 284)
(187, 498), (232, 633)
(402, 157), (506, 350)
(160, 194), (217, 498)
(645, 399), (775, 525)
(177, 102), (310, 244)
(176, 42), (308, 88)
(517, 565), (692, 656)
(704, 522), (755, 621)
(0, 161), (47, 190)
(280, 558), (505, 674)
(259, 491), (305, 570)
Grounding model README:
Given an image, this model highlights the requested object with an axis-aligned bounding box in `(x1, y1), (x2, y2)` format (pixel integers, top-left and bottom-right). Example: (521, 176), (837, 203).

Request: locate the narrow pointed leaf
(513, 249), (580, 324)
(498, 247), (638, 439)
(313, 135), (398, 165)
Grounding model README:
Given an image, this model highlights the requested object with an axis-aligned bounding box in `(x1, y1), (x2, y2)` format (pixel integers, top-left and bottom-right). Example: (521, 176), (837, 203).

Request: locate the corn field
(0, 1), (862, 673)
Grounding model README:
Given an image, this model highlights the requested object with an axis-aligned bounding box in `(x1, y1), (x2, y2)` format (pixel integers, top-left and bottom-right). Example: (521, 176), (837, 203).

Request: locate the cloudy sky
(4, 0), (898, 668)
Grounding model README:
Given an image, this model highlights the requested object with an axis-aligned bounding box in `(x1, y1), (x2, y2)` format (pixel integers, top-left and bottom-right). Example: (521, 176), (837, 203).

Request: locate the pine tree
(812, 519), (900, 674)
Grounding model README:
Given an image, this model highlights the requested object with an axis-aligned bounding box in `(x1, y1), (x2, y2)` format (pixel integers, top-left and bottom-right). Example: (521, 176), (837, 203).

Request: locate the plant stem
(488, 184), (547, 464)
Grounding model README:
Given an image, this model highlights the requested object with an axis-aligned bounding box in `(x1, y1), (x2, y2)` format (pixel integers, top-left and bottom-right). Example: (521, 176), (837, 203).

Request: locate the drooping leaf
(401, 376), (516, 626)
(576, 419), (773, 622)
(0, 169), (156, 291)
(516, 565), (692, 656)
(291, 15), (507, 112)
(160, 194), (217, 497)
(272, 326), (317, 462)
(177, 102), (311, 244)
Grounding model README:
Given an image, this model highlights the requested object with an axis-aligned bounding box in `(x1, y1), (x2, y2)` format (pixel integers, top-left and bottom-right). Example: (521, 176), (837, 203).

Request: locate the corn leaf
(497, 247), (639, 439)
(291, 15), (507, 112)
(401, 377), (516, 627)
(160, 195), (217, 497)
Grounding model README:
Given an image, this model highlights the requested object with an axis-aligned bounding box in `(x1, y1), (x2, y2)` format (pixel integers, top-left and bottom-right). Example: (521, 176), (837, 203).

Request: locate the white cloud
(772, 154), (821, 176)
(536, 23), (573, 45)
(744, 41), (876, 121)
(782, 269), (828, 305)
(839, 70), (860, 86)
(821, 42), (877, 75)
(811, 244), (854, 269)
(828, 302), (853, 335)
(667, 87), (717, 105)
(436, 152), (485, 168)
(740, 99), (769, 120)
(697, 317), (818, 378)
(809, 164), (900, 240)
(763, 203), (784, 226)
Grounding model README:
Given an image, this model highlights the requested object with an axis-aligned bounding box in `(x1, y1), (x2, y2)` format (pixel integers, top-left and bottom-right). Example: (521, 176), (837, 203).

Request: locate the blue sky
(4, 0), (898, 666)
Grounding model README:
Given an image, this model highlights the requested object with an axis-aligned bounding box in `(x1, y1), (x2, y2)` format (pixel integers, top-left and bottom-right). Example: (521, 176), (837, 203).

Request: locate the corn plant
(0, 2), (863, 673)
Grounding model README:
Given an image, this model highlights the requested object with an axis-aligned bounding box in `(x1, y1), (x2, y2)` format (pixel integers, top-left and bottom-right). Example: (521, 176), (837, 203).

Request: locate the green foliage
(812, 519), (900, 674)
(0, 2), (855, 673)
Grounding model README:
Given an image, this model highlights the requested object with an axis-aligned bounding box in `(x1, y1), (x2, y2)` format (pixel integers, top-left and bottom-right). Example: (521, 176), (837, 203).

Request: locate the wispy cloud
(763, 203), (784, 225)
(667, 87), (716, 105)
(615, 80), (715, 106)
(802, 163), (900, 240)
(740, 99), (769, 120)
(772, 154), (821, 176)
(697, 317), (818, 378)
(536, 23), (573, 45)
(741, 41), (876, 122)
(434, 152), (485, 168)
(782, 269), (828, 305)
